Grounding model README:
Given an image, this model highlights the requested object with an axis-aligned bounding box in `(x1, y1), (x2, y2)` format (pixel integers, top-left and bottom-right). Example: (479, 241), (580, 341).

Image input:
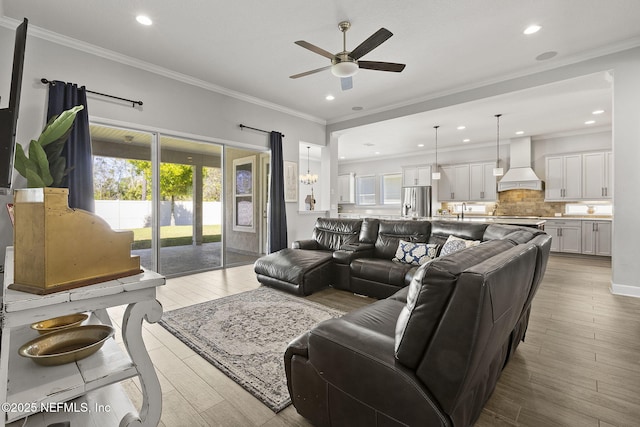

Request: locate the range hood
(497, 137), (544, 192)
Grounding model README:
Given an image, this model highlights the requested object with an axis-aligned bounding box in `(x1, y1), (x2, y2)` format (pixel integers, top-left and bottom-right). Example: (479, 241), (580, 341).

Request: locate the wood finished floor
(109, 253), (640, 427)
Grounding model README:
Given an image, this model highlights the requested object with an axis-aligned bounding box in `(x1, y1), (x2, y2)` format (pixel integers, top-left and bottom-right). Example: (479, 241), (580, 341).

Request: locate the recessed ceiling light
(536, 51), (557, 61)
(136, 15), (153, 26)
(325, 95), (335, 101)
(515, 131), (524, 135)
(352, 106), (363, 111)
(592, 109), (604, 115)
(417, 143), (425, 147)
(585, 120), (596, 125)
(364, 143), (375, 147)
(463, 139), (470, 143)
(374, 151), (380, 155)
(457, 125), (466, 130)
(524, 25), (541, 35)
(340, 156), (346, 159)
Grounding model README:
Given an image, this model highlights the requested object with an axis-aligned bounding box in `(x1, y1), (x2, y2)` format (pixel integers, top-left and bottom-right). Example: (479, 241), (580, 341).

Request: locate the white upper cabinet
(438, 164), (470, 201)
(545, 154), (582, 201)
(582, 151), (613, 199)
(402, 165), (431, 186)
(469, 162), (497, 201)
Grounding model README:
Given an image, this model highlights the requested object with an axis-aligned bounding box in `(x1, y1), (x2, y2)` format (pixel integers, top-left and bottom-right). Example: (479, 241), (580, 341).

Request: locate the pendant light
(493, 114), (504, 177)
(431, 125), (441, 180)
(300, 146), (318, 185)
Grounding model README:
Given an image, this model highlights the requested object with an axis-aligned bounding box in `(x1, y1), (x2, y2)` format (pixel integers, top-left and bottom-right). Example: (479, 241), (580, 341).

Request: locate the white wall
(611, 57), (640, 296)
(0, 26), (326, 262)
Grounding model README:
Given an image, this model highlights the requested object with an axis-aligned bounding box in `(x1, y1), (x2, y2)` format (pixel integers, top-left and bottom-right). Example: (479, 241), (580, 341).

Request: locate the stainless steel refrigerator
(401, 186), (432, 218)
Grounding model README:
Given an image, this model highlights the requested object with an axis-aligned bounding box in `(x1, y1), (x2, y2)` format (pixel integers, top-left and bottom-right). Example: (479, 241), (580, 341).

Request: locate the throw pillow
(439, 235), (480, 257)
(392, 240), (439, 266)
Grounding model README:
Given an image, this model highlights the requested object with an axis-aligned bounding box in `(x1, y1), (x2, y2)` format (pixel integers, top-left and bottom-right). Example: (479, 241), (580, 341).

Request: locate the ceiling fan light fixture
(331, 61), (359, 78)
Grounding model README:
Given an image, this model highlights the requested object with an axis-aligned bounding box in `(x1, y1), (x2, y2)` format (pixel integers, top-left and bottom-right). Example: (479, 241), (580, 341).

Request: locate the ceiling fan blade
(290, 65), (332, 79)
(295, 40), (336, 60)
(358, 61), (406, 72)
(349, 28), (393, 60)
(341, 77), (353, 91)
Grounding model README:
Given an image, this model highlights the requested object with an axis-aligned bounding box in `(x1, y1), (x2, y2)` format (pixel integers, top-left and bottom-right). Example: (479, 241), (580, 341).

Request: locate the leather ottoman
(254, 248), (334, 296)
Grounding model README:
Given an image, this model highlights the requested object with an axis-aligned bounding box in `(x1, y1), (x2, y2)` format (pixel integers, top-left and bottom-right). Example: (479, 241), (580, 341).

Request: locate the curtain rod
(41, 78), (143, 108)
(239, 124), (284, 138)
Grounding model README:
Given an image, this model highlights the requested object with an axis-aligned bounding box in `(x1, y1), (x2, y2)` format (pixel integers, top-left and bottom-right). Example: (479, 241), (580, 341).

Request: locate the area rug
(158, 286), (345, 412)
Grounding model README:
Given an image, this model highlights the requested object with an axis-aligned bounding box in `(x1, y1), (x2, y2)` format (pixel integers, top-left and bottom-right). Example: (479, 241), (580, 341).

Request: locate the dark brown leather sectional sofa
(255, 217), (551, 426)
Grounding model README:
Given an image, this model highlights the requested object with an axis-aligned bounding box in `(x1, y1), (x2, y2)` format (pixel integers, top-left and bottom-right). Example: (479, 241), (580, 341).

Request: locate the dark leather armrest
(333, 245), (374, 264)
(292, 239), (320, 249)
(285, 331), (309, 361)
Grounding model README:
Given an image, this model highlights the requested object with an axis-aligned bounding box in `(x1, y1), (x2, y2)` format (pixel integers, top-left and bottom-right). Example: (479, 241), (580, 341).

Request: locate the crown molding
(0, 16), (326, 126)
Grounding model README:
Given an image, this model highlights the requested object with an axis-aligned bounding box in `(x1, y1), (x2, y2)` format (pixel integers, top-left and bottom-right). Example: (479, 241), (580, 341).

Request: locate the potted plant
(13, 105), (84, 187)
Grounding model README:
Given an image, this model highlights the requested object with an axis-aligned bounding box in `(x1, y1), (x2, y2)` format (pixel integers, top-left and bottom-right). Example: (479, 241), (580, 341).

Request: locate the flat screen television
(0, 18), (28, 194)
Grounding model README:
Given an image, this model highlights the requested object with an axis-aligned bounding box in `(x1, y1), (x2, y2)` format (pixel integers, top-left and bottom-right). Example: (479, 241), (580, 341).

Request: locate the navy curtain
(47, 81), (94, 212)
(268, 131), (287, 252)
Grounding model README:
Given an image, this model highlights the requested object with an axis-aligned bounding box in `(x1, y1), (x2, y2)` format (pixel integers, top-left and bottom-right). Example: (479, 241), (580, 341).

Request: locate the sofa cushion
(394, 239), (516, 369)
(374, 220), (432, 259)
(428, 221), (488, 247)
(351, 258), (414, 287)
(311, 218), (363, 251)
(439, 235), (481, 257)
(393, 240), (439, 266)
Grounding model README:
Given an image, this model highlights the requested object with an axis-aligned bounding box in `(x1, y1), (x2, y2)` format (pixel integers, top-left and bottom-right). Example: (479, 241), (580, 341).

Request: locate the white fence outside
(95, 200), (222, 230)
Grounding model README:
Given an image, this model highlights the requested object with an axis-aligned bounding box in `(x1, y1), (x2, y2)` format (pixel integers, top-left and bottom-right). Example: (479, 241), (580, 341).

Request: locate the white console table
(1, 247), (165, 426)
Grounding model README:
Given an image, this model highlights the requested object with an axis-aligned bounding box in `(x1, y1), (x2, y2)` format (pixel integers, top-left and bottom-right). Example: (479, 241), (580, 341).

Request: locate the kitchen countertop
(429, 216), (547, 227)
(338, 213), (612, 223)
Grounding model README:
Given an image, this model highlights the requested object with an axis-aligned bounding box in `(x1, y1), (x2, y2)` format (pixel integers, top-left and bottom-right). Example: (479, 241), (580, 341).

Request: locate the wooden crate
(11, 188), (141, 294)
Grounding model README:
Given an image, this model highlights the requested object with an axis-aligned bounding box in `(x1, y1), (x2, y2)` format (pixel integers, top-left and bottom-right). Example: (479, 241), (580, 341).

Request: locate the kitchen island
(339, 213), (546, 229)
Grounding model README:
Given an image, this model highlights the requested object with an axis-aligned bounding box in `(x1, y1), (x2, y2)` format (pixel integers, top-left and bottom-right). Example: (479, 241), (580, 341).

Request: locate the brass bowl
(31, 313), (89, 335)
(19, 325), (115, 366)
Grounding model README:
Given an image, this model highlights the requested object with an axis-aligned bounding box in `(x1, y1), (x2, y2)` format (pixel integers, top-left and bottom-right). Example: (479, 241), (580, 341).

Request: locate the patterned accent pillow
(392, 240), (439, 266)
(439, 235), (481, 257)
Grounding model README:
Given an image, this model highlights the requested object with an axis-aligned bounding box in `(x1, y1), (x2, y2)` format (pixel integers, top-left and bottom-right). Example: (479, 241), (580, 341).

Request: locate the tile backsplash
(442, 190), (566, 217)
(496, 189), (566, 217)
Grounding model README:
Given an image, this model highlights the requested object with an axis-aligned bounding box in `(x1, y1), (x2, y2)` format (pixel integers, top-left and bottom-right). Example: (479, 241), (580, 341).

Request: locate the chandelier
(300, 146), (318, 185)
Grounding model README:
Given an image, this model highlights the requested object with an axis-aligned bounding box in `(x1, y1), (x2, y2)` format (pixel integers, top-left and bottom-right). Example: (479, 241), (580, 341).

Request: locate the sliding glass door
(91, 124), (262, 276)
(90, 125), (156, 271)
(158, 135), (223, 275)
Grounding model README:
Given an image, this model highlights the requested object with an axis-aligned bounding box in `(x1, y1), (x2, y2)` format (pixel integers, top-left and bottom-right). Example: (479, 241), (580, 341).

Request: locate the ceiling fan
(290, 21), (406, 90)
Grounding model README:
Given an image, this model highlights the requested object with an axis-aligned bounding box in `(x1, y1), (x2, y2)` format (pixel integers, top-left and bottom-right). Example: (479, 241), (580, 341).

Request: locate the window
(381, 173), (402, 205)
(356, 175), (376, 205)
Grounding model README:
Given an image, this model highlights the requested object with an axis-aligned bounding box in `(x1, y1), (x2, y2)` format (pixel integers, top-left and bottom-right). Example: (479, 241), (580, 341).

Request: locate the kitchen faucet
(461, 202), (467, 220)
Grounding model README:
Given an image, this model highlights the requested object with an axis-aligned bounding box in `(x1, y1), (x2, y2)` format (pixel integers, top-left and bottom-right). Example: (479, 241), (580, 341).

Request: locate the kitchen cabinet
(545, 154), (582, 201)
(582, 151), (613, 200)
(544, 219), (582, 253)
(338, 173), (355, 204)
(469, 162), (497, 201)
(438, 164), (470, 201)
(402, 165), (431, 186)
(1, 247), (164, 427)
(582, 220), (612, 256)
